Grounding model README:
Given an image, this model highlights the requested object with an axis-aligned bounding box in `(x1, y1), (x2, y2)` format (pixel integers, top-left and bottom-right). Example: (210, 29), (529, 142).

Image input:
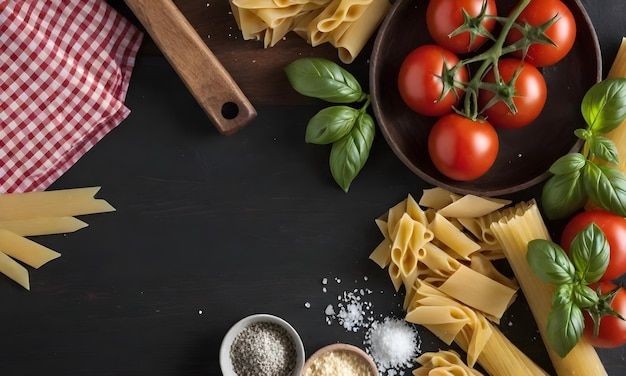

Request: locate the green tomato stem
(457, 0), (531, 120)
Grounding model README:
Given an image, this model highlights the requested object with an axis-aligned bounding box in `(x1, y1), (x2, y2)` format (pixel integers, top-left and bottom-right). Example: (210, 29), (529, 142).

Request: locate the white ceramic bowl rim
(219, 313), (305, 376)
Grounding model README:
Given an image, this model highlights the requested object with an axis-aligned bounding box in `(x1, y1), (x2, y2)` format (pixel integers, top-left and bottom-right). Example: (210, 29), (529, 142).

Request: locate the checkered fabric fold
(0, 0), (143, 192)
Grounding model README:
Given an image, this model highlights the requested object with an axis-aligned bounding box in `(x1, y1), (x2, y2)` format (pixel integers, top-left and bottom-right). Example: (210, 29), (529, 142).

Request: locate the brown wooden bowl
(301, 343), (379, 376)
(370, 0), (601, 196)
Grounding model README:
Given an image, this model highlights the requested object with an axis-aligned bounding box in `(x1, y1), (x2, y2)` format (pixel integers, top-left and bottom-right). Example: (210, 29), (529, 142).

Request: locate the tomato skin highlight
(398, 45), (468, 117)
(478, 58), (547, 129)
(426, 0), (498, 54)
(583, 282), (626, 348)
(428, 113), (499, 181)
(560, 210), (626, 282)
(506, 0), (576, 67)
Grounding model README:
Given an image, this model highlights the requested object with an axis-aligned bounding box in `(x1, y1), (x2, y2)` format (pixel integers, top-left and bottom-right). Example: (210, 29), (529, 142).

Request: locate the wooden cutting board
(109, 0), (373, 106)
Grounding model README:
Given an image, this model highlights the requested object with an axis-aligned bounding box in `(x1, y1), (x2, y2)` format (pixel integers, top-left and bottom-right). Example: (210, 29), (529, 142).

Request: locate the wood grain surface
(109, 0), (372, 106)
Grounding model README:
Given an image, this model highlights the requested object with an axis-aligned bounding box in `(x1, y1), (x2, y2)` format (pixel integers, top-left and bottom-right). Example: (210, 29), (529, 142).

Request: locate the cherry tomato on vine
(398, 44), (468, 117)
(428, 113), (499, 181)
(426, 0), (498, 54)
(560, 210), (626, 282)
(506, 0), (576, 67)
(478, 58), (547, 129)
(583, 282), (626, 348)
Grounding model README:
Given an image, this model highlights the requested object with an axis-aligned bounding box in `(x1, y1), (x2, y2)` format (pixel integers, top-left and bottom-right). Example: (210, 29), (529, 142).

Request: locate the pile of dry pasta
(229, 0), (391, 63)
(370, 188), (607, 376)
(0, 187), (115, 290)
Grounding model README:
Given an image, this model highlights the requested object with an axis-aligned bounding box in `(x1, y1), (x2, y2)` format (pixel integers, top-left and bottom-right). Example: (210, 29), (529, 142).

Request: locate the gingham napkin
(0, 0), (143, 193)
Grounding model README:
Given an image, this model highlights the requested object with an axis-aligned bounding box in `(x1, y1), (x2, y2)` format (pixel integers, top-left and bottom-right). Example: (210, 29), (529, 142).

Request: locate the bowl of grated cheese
(301, 343), (379, 376)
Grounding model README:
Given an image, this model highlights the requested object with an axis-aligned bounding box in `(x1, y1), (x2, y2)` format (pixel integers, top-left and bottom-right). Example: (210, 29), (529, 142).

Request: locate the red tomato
(506, 0), (576, 67)
(560, 210), (626, 282)
(398, 45), (468, 117)
(426, 0), (498, 54)
(428, 113), (499, 180)
(478, 58), (547, 129)
(583, 282), (626, 348)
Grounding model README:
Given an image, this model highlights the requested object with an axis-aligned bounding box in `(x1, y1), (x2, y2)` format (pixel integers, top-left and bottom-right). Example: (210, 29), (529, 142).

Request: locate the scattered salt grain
(365, 317), (420, 375)
(325, 288), (374, 332)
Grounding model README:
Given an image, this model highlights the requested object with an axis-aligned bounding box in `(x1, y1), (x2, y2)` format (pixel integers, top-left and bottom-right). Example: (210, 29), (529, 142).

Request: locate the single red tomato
(428, 113), (499, 181)
(506, 0), (576, 67)
(426, 0), (498, 54)
(398, 44), (468, 117)
(478, 58), (547, 129)
(560, 210), (626, 282)
(583, 282), (626, 348)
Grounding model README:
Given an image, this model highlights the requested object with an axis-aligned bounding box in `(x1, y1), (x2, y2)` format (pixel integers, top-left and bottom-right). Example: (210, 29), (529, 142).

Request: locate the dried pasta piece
(0, 186), (115, 220)
(437, 195), (511, 218)
(0, 230), (60, 268)
(438, 264), (517, 321)
(413, 350), (484, 376)
(0, 217), (87, 236)
(428, 213), (481, 259)
(490, 200), (607, 376)
(0, 251), (29, 290)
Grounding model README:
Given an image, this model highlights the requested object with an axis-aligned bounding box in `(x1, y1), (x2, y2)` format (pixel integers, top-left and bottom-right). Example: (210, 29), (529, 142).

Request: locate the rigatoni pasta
(370, 189), (563, 375)
(229, 0), (391, 63)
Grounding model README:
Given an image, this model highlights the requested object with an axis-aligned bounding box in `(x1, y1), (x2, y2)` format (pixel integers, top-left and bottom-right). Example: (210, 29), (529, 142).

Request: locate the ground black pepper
(229, 321), (297, 376)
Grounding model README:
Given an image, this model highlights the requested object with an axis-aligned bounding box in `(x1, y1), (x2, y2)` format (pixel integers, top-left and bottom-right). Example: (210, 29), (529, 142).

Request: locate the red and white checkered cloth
(0, 0), (143, 193)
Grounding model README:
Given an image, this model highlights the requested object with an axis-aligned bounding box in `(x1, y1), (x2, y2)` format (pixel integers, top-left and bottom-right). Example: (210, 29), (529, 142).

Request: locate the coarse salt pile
(365, 317), (420, 376)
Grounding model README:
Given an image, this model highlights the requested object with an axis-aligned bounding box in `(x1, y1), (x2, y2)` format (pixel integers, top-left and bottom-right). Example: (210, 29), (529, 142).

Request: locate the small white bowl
(219, 313), (305, 376)
(302, 343), (379, 376)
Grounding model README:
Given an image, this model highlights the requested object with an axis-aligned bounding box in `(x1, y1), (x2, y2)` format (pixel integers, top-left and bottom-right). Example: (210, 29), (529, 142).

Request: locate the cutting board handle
(124, 0), (257, 135)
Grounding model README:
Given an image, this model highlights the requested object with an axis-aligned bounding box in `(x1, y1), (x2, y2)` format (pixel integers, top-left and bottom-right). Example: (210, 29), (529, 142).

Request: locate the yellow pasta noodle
(0, 187), (115, 291)
(428, 212), (481, 259)
(490, 201), (607, 376)
(438, 264), (517, 321)
(0, 251), (29, 290)
(437, 195), (511, 218)
(413, 350), (484, 376)
(229, 0), (390, 63)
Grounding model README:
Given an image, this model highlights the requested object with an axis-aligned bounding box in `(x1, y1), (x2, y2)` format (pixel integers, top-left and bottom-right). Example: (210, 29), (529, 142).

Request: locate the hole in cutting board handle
(221, 102), (239, 120)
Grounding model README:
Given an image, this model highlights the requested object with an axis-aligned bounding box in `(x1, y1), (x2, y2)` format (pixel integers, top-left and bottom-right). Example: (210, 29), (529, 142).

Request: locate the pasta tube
(490, 201), (607, 376)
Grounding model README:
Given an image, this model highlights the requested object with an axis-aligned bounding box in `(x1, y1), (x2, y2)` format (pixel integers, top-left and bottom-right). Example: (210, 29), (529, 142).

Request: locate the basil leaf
(547, 301), (584, 358)
(541, 171), (587, 220)
(569, 223), (609, 284)
(527, 239), (576, 285)
(305, 106), (359, 145)
(581, 78), (626, 134)
(571, 284), (600, 308)
(583, 162), (626, 216)
(552, 284), (574, 306)
(284, 58), (365, 103)
(587, 135), (620, 165)
(329, 112), (375, 192)
(548, 153), (586, 175)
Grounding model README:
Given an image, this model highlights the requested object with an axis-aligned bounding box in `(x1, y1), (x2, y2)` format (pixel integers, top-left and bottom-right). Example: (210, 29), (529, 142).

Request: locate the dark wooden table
(1, 1), (625, 375)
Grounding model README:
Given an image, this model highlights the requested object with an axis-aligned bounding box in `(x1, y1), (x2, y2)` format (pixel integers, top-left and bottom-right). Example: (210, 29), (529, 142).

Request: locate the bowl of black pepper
(219, 313), (305, 376)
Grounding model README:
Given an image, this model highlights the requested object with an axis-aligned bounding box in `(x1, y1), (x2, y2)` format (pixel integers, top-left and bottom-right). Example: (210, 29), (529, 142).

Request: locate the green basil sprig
(284, 58), (374, 192)
(527, 223), (617, 357)
(542, 78), (626, 220)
